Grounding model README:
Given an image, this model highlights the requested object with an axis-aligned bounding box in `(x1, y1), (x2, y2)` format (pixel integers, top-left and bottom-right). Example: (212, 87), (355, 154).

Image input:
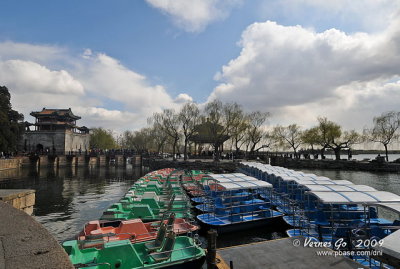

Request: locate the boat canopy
(303, 184), (376, 192)
(290, 179), (353, 185)
(209, 174), (259, 182)
(217, 180), (272, 190)
(374, 229), (400, 260)
(375, 202), (400, 213)
(307, 191), (400, 204)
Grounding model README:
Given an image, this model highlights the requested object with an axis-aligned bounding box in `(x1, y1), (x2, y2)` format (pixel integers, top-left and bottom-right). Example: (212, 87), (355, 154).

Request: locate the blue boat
(239, 161), (400, 269)
(195, 173), (283, 233)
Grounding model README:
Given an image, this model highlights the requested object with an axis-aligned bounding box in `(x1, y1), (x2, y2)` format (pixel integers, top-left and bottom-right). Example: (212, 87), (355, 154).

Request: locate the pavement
(0, 201), (73, 269)
(216, 237), (368, 269)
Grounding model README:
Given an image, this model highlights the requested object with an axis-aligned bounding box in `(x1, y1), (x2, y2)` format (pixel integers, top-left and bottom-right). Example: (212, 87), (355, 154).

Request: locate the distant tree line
(88, 98), (400, 162)
(1, 85), (395, 161)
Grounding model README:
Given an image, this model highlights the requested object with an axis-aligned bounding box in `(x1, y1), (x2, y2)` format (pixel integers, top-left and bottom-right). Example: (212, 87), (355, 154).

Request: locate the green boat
(63, 232), (205, 269)
(101, 196), (192, 221)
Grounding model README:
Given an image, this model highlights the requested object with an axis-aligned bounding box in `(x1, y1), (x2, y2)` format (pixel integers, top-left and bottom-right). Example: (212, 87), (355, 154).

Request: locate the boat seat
(391, 220), (400, 233)
(149, 232), (176, 263)
(102, 211), (124, 216)
(166, 212), (176, 231)
(86, 232), (116, 240)
(229, 214), (242, 223)
(144, 223), (167, 252)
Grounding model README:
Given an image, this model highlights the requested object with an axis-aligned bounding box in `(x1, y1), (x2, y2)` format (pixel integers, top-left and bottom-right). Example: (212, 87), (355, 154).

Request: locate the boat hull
(197, 214), (283, 234)
(161, 255), (205, 269)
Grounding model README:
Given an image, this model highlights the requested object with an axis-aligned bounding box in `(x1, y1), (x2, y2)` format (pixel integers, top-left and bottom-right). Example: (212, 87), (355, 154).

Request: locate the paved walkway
(216, 237), (368, 269)
(0, 201), (73, 269)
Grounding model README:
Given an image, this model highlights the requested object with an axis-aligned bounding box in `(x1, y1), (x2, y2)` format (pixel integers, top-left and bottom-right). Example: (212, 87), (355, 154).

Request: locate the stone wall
(145, 159), (239, 173)
(23, 130), (90, 154)
(0, 189), (35, 215)
(64, 131), (90, 153)
(270, 156), (400, 172)
(0, 159), (20, 170)
(23, 131), (66, 154)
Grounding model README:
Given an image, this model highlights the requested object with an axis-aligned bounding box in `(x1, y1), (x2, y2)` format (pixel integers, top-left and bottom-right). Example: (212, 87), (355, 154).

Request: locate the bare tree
(273, 124), (303, 158)
(229, 104), (248, 154)
(151, 125), (168, 154)
(301, 127), (320, 151)
(364, 111), (400, 161)
(312, 117), (362, 160)
(246, 111), (270, 155)
(178, 102), (200, 160)
(150, 109), (180, 160)
(329, 130), (362, 160)
(203, 100), (237, 161)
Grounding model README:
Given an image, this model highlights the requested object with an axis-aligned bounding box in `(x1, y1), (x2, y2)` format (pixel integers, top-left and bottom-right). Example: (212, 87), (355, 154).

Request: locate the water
(0, 166), (143, 241)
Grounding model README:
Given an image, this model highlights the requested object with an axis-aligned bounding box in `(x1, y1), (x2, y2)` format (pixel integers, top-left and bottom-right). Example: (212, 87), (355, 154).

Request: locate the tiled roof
(30, 108), (81, 120)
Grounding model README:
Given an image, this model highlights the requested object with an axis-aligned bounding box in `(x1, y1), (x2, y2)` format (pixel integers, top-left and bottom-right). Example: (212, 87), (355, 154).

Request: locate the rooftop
(30, 108), (81, 120)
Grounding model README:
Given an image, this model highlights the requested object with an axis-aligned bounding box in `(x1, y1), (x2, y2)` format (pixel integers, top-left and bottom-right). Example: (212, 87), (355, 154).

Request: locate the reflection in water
(299, 169), (400, 195)
(0, 166), (143, 241)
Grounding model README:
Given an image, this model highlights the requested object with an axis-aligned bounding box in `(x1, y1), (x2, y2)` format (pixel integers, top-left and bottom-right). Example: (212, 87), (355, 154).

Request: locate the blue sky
(1, 0), (400, 133)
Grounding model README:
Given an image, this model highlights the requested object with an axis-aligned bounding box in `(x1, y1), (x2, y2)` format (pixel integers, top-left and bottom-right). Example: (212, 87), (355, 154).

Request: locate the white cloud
(0, 60), (84, 95)
(174, 93), (193, 103)
(0, 41), (65, 63)
(145, 0), (242, 32)
(0, 42), (193, 131)
(211, 18), (400, 130)
(77, 53), (178, 116)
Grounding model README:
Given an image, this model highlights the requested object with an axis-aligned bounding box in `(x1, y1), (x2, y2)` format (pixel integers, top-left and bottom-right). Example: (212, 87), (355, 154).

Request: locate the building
(22, 108), (90, 154)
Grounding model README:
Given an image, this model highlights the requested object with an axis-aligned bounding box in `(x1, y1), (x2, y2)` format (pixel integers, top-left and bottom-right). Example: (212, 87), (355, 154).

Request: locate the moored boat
(63, 231), (205, 269)
(78, 214), (199, 248)
(195, 173), (283, 233)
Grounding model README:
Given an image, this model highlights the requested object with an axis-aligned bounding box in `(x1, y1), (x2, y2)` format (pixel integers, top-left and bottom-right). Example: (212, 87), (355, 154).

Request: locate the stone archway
(36, 144), (43, 153)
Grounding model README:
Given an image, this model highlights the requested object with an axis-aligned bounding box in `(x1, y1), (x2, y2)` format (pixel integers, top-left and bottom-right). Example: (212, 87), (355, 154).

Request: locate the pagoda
(23, 108), (90, 154)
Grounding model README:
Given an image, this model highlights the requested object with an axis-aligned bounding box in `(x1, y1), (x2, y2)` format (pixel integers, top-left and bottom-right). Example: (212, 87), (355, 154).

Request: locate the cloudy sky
(2, 0), (400, 132)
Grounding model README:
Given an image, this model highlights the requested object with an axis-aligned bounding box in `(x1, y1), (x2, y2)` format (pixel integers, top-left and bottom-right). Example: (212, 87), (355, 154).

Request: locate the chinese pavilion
(23, 108), (90, 154)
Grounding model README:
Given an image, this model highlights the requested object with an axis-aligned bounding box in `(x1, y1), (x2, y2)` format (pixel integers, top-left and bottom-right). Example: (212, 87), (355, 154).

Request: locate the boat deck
(215, 236), (368, 269)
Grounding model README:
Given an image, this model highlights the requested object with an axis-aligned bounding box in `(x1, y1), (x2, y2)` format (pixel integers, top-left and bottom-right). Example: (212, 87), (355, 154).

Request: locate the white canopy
(374, 229), (400, 260)
(303, 184), (376, 192)
(217, 180), (272, 190)
(290, 179), (354, 185)
(208, 173), (272, 190)
(307, 191), (400, 204)
(375, 202), (400, 213)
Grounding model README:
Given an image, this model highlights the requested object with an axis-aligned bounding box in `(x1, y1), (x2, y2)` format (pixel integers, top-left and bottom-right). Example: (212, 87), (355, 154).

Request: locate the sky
(1, 0), (400, 133)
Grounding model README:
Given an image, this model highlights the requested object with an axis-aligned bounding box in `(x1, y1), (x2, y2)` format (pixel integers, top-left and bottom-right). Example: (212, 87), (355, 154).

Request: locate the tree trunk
(292, 147), (298, 159)
(172, 138), (177, 161)
(320, 148), (325, 159)
(334, 147), (341, 160)
(384, 143), (389, 162)
(183, 138), (188, 161)
(214, 143), (220, 162)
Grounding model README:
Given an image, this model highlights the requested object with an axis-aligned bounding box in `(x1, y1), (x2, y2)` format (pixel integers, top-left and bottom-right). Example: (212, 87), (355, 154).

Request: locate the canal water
(0, 165), (143, 242)
(0, 165), (399, 248)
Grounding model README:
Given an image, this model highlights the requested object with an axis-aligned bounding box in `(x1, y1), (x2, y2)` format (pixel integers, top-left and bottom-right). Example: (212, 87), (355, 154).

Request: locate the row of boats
(240, 162), (400, 269)
(62, 168), (206, 269)
(62, 164), (400, 269)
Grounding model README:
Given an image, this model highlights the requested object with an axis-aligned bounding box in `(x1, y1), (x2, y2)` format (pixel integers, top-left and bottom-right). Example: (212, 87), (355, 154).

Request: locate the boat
(101, 193), (192, 222)
(78, 213), (199, 249)
(195, 173), (283, 233)
(63, 231), (205, 269)
(101, 169), (193, 222)
(239, 161), (400, 269)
